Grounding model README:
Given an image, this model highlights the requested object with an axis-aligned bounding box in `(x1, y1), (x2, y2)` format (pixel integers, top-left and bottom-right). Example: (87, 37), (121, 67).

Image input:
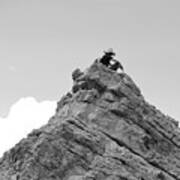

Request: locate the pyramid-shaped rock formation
(0, 60), (180, 180)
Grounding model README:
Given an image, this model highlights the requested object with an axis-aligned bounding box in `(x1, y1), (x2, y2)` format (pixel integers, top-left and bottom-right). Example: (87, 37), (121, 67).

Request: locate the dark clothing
(100, 52), (115, 67)
(99, 50), (124, 72)
(100, 56), (111, 66)
(110, 60), (124, 71)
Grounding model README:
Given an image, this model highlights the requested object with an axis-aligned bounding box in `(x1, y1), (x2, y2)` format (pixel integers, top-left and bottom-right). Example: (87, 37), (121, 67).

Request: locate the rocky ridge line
(0, 61), (180, 180)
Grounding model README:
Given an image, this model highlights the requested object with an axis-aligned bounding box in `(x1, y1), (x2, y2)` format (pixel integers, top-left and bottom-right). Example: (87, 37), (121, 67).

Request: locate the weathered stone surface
(0, 61), (180, 180)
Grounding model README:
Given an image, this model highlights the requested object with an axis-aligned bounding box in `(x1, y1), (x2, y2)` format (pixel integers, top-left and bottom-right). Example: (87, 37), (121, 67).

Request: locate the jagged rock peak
(0, 60), (180, 180)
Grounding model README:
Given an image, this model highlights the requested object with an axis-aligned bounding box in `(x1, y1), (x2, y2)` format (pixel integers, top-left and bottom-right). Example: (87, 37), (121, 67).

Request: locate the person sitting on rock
(110, 59), (124, 72)
(99, 48), (116, 67)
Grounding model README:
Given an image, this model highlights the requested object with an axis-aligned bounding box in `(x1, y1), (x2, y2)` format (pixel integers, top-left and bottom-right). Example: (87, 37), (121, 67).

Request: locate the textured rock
(0, 61), (180, 180)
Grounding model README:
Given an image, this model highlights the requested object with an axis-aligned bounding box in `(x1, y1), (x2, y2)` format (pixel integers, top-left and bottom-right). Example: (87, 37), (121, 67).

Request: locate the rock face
(0, 61), (180, 180)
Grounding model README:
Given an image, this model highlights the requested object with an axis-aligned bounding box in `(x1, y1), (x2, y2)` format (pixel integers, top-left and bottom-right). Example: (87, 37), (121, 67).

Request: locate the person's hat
(103, 48), (116, 55)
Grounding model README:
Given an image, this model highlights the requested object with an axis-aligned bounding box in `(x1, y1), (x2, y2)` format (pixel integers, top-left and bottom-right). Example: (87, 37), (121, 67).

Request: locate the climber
(110, 59), (124, 72)
(99, 48), (116, 67)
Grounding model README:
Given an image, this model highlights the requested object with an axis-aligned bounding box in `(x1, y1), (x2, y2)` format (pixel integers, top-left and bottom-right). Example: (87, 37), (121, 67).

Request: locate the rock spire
(0, 60), (180, 180)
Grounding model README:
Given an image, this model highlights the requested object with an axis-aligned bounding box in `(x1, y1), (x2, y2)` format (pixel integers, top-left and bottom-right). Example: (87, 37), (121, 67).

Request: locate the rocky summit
(0, 60), (180, 180)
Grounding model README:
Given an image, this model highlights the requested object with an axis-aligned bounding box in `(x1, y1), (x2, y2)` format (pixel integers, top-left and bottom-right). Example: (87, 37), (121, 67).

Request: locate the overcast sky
(0, 0), (180, 155)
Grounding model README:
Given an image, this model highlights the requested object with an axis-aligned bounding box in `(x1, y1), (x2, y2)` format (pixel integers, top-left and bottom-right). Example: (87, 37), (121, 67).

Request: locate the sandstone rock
(0, 60), (180, 180)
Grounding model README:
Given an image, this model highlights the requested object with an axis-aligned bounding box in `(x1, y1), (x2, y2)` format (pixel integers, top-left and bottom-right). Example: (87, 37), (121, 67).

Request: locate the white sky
(0, 0), (180, 156)
(0, 97), (56, 157)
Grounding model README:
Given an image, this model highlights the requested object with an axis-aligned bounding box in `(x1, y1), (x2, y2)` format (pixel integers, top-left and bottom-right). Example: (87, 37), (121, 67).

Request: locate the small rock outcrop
(0, 60), (180, 180)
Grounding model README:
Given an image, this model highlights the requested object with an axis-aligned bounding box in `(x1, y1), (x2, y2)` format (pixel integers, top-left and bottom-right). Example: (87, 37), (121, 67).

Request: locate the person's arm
(110, 58), (116, 65)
